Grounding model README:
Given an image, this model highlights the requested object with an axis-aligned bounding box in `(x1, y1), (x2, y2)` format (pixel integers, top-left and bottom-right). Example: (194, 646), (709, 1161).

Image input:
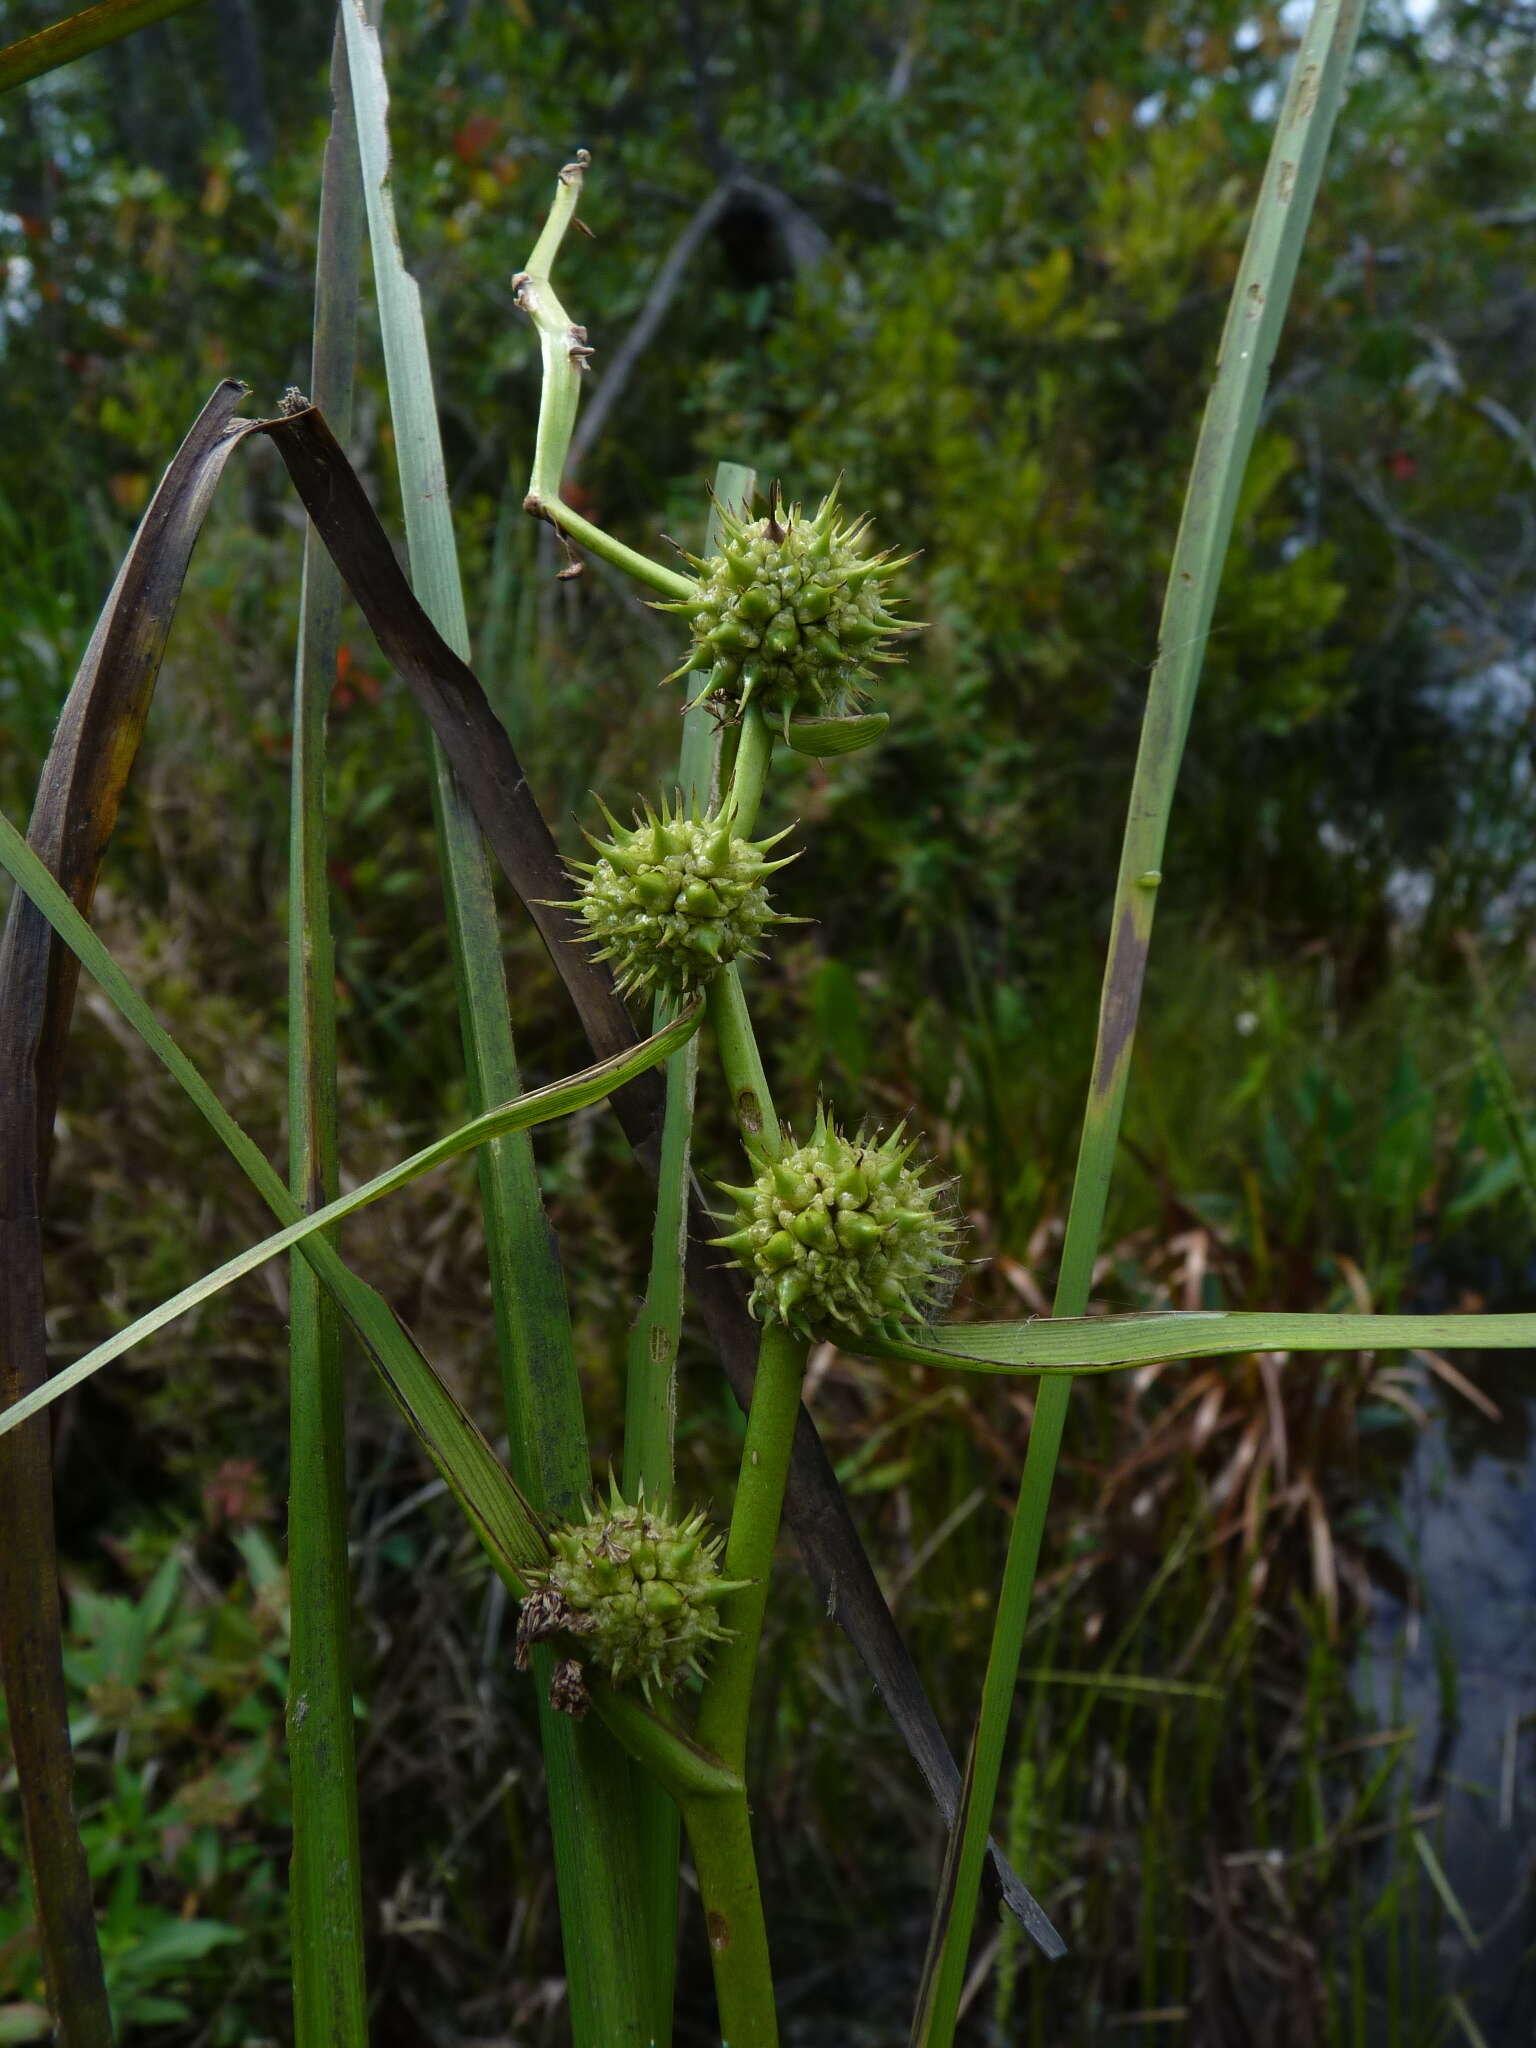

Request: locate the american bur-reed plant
(1, 1), (1533, 2042)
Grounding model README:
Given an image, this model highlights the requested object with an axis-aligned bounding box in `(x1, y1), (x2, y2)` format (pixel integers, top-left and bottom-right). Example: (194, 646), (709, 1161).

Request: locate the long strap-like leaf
(286, 18), (368, 2039)
(0, 377), (252, 2047)
(338, 12), (667, 2034)
(0, 989), (701, 1439)
(913, 6), (1368, 2034)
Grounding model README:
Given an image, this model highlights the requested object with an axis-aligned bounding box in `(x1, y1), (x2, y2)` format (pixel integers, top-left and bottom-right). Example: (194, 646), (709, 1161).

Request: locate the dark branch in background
(212, 0), (271, 164)
(1336, 463), (1505, 630)
(566, 181), (736, 476)
(567, 174), (832, 479)
(258, 397), (1063, 1956)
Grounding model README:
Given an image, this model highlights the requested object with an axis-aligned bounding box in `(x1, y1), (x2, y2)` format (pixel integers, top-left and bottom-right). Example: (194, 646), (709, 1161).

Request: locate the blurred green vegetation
(2, 0), (1534, 2040)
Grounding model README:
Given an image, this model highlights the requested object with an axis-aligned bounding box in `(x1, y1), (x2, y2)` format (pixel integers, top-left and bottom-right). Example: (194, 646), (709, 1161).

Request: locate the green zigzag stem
(517, 151), (694, 601)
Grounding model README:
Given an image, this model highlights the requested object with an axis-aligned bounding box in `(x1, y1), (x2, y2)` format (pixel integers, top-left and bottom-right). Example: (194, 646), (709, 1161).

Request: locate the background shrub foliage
(2, 0), (1533, 2040)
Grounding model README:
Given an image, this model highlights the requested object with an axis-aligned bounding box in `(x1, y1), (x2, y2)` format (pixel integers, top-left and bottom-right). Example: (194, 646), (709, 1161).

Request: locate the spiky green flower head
(517, 1484), (749, 1701)
(565, 794), (796, 998)
(712, 1106), (963, 1338)
(659, 484), (915, 728)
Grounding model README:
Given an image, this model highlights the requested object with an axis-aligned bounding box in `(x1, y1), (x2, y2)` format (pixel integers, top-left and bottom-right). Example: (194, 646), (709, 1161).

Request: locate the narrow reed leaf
(916, 6), (1368, 2034)
(0, 376), (253, 2045)
(338, 12), (667, 2036)
(0, 802), (560, 1593)
(1410, 1832), (1481, 1953)
(255, 401), (1040, 1939)
(855, 1310), (1536, 1375)
(1445, 1994), (1493, 2048)
(286, 26), (371, 2035)
(0, 0), (206, 93)
(0, 983), (699, 1434)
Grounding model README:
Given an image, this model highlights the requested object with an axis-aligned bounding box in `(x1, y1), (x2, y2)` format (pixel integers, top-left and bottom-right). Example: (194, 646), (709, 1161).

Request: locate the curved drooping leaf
(0, 805), (686, 1592)
(0, 377), (255, 2046)
(0, 872), (699, 1441)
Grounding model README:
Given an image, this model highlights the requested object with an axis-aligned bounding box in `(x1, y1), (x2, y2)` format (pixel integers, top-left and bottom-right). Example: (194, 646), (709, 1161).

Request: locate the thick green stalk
(676, 1325), (805, 2048)
(913, 5), (1367, 2037)
(622, 1037), (694, 1501)
(0, 0), (206, 92)
(624, 464), (752, 1506)
(696, 1322), (807, 1777)
(724, 703), (775, 838)
(705, 702), (782, 1158)
(621, 464), (754, 2025)
(285, 16), (367, 2042)
(707, 969), (780, 1164)
(666, 693), (807, 2044)
(676, 1788), (779, 2048)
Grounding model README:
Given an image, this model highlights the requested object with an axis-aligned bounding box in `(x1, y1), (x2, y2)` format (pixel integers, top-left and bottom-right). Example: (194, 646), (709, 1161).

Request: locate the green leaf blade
(913, 7), (1370, 2037)
(285, 21), (370, 2040)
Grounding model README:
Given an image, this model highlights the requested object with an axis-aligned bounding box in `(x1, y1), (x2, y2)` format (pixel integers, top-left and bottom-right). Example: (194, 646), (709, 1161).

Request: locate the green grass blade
(338, 0), (590, 1521)
(0, 802), (556, 1570)
(913, 6), (1368, 2036)
(286, 19), (368, 2041)
(339, 9), (669, 2039)
(0, 0), (206, 92)
(1410, 1832), (1481, 1954)
(0, 992), (698, 1435)
(855, 1309), (1536, 1375)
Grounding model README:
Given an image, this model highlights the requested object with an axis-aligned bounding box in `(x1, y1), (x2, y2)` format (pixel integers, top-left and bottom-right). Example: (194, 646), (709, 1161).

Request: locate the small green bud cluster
(712, 1107), (962, 1338)
(517, 1484), (748, 1702)
(565, 794), (795, 998)
(660, 485), (913, 727)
